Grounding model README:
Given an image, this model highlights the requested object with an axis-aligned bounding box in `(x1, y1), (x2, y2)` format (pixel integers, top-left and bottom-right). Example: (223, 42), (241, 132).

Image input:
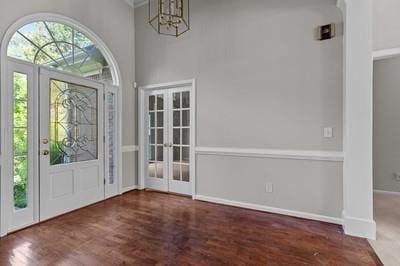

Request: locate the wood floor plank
(0, 191), (382, 265)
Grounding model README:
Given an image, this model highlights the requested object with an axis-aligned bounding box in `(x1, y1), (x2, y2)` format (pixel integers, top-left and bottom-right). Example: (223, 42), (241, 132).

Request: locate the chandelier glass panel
(149, 0), (190, 37)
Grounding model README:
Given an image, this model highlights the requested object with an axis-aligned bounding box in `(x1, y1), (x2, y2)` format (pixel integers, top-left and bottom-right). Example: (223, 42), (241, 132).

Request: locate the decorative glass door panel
(145, 87), (192, 195)
(50, 79), (98, 165)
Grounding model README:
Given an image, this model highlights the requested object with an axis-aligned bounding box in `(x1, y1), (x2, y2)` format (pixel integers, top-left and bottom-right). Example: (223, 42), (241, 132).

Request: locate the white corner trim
(134, 0), (147, 8)
(373, 48), (400, 61)
(122, 145), (139, 153)
(122, 185), (138, 193)
(374, 189), (400, 196)
(195, 147), (344, 162)
(342, 211), (376, 240)
(194, 195), (343, 225)
(124, 0), (134, 7)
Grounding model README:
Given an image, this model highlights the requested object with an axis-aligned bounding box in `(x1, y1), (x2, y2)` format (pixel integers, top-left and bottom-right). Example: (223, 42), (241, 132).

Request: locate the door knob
(42, 139), (49, 144)
(41, 150), (50, 156)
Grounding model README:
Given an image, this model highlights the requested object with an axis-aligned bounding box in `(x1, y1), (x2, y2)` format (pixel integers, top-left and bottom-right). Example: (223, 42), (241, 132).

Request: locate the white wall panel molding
(122, 145), (139, 153)
(374, 189), (400, 196)
(195, 147), (344, 162)
(373, 48), (400, 61)
(194, 195), (343, 225)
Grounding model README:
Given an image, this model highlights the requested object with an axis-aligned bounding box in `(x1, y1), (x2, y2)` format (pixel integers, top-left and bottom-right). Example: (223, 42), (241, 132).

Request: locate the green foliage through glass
(13, 72), (28, 209)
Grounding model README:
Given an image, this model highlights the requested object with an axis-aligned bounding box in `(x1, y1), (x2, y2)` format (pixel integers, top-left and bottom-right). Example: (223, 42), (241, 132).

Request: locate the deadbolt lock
(41, 150), (50, 156)
(42, 139), (49, 144)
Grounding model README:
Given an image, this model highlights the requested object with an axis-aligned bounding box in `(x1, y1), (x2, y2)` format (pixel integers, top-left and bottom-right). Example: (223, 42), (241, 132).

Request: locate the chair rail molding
(122, 145), (139, 153)
(195, 147), (344, 162)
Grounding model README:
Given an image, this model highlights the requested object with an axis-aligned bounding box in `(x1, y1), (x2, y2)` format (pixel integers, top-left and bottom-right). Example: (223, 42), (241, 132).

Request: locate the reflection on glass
(50, 79), (98, 165)
(173, 111), (180, 127)
(173, 164), (181, 181)
(149, 96), (155, 111)
(150, 112), (155, 127)
(157, 129), (164, 144)
(173, 92), (181, 109)
(173, 129), (181, 145)
(13, 72), (28, 209)
(149, 145), (155, 161)
(173, 147), (180, 163)
(156, 163), (164, 179)
(182, 147), (190, 163)
(182, 110), (190, 127)
(182, 91), (190, 108)
(157, 146), (163, 161)
(182, 128), (190, 145)
(157, 95), (164, 110)
(182, 164), (190, 182)
(157, 112), (163, 127)
(148, 162), (156, 178)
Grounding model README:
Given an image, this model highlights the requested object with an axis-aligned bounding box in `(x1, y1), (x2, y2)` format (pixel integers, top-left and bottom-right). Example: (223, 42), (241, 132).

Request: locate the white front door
(145, 87), (193, 195)
(39, 68), (105, 221)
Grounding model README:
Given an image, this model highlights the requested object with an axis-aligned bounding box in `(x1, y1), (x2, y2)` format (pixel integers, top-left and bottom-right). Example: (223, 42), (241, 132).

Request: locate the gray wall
(0, 0), (137, 189)
(373, 57), (400, 192)
(373, 0), (400, 50)
(135, 0), (344, 218)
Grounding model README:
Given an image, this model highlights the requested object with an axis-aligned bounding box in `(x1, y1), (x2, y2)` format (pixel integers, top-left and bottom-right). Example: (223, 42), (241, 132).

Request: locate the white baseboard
(194, 195), (343, 225)
(342, 211), (376, 240)
(122, 185), (138, 193)
(374, 189), (400, 196)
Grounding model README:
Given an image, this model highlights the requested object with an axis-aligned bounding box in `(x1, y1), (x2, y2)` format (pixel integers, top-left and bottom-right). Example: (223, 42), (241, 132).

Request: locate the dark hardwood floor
(0, 191), (381, 265)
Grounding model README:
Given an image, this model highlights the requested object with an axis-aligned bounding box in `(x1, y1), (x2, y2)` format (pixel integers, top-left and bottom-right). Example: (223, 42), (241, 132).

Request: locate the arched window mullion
(43, 22), (70, 67)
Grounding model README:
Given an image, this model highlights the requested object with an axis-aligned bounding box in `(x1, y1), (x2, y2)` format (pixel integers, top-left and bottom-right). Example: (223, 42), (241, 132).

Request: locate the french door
(39, 68), (105, 221)
(145, 87), (193, 195)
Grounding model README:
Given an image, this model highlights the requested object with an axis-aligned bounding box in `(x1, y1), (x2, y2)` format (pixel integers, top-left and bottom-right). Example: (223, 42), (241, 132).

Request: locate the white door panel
(39, 68), (104, 221)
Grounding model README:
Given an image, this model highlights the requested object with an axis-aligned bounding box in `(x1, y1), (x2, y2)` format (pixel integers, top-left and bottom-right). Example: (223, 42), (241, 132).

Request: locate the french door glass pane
(148, 94), (165, 179)
(171, 91), (191, 183)
(182, 91), (190, 108)
(13, 72), (28, 210)
(50, 79), (98, 165)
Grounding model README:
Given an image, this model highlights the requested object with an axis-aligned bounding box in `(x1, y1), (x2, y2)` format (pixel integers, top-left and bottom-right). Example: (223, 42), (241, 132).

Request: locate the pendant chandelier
(148, 0), (190, 37)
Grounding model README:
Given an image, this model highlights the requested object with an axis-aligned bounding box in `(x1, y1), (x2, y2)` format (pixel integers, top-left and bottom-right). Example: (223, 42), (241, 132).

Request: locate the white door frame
(0, 13), (124, 237)
(138, 79), (196, 198)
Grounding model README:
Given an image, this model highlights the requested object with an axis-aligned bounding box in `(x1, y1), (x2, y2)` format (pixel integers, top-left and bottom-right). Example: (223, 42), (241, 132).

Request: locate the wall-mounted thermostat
(317, 23), (336, 41)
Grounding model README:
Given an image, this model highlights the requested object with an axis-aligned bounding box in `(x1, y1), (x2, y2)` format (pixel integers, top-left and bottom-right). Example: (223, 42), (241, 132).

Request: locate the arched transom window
(7, 21), (112, 82)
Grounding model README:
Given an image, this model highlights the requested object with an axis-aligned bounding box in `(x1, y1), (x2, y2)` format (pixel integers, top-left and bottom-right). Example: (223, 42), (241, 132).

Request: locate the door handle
(41, 150), (50, 156)
(42, 139), (49, 144)
(163, 143), (173, 148)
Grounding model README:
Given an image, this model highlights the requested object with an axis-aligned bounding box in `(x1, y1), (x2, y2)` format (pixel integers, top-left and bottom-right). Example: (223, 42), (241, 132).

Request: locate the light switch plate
(266, 183), (273, 193)
(324, 127), (333, 138)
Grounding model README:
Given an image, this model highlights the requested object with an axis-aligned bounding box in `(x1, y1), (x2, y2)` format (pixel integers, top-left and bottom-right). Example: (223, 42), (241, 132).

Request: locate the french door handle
(164, 143), (173, 148)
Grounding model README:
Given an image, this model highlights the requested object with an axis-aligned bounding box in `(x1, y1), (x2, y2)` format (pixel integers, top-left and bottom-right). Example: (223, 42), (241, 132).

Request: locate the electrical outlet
(324, 127), (333, 138)
(266, 183), (273, 193)
(395, 173), (400, 181)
